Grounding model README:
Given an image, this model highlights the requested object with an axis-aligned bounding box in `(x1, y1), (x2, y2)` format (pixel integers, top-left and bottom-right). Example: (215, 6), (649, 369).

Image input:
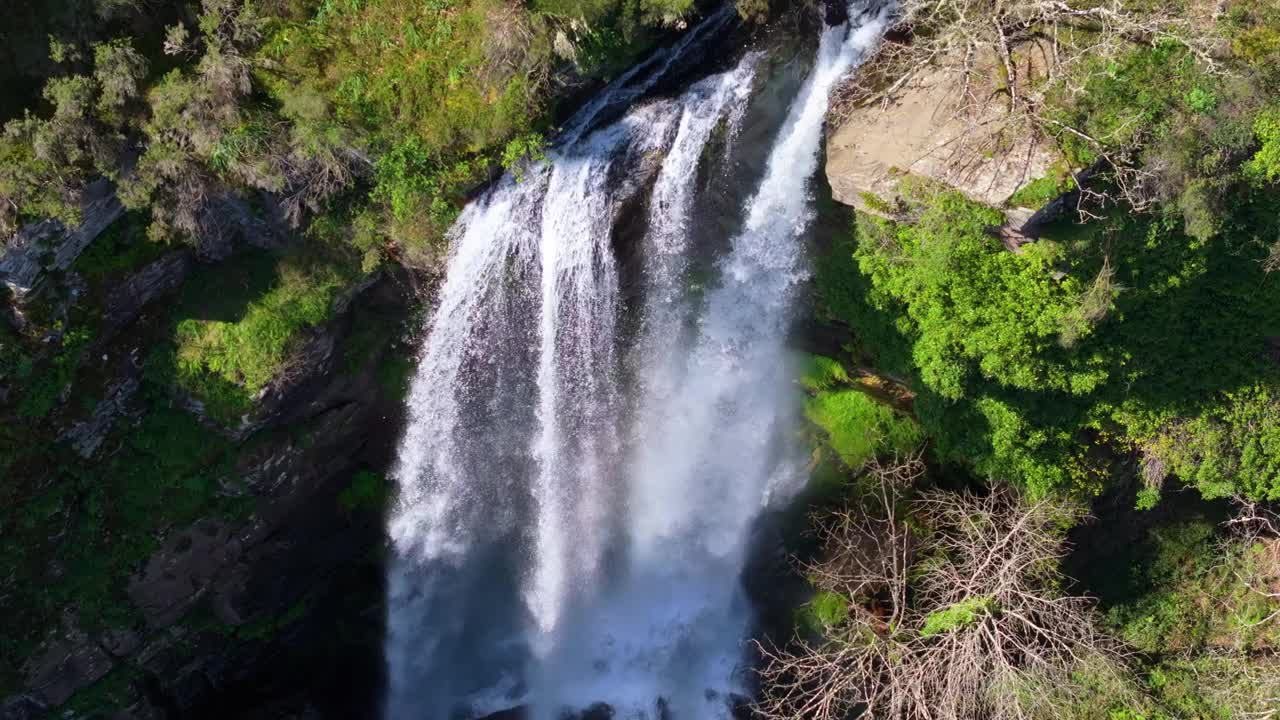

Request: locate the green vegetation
(919, 595), (996, 637)
(799, 351), (922, 470)
(1007, 166), (1075, 211)
(805, 387), (923, 469)
(0, 402), (245, 688)
(338, 470), (387, 514)
(71, 210), (167, 290)
(796, 590), (850, 635)
(159, 250), (354, 423)
(788, 2), (1280, 718)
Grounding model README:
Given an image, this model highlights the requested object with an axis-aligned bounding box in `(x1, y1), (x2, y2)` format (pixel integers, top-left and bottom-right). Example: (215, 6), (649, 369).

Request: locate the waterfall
(386, 5), (886, 718)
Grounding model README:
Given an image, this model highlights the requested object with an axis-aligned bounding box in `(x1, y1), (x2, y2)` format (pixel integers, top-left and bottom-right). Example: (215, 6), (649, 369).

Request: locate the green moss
(805, 389), (923, 469)
(920, 595), (996, 637)
(799, 354), (851, 392)
(338, 470), (387, 514)
(1008, 170), (1075, 211)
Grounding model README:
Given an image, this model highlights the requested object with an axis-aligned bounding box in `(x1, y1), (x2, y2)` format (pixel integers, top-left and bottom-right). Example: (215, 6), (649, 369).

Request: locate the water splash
(385, 6), (886, 718)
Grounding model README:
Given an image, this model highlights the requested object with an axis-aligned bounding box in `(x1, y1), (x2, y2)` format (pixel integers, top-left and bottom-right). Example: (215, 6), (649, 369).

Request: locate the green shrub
(796, 590), (850, 635)
(1246, 108), (1280, 184)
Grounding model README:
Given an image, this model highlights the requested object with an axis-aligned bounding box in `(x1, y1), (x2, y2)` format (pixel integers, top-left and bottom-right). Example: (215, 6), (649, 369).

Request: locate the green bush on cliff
(827, 78), (1280, 499)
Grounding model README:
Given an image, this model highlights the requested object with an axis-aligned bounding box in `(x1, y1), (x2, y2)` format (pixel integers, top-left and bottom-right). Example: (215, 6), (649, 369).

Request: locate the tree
(755, 456), (1135, 720)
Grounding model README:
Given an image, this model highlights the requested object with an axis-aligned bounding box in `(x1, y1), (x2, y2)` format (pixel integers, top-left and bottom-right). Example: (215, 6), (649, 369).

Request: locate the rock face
(825, 44), (1058, 214)
(57, 377), (141, 458)
(3, 270), (415, 720)
(21, 614), (116, 708)
(99, 251), (194, 344)
(0, 178), (124, 304)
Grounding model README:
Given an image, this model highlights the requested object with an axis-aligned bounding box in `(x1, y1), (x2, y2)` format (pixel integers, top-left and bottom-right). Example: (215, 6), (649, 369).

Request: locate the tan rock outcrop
(826, 46), (1060, 215)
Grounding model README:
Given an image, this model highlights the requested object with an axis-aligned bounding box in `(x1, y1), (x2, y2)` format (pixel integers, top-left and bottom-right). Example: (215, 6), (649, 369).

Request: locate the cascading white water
(386, 6), (886, 718)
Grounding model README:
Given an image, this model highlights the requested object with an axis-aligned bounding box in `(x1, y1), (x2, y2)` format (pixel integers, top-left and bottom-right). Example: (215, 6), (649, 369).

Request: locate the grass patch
(149, 249), (358, 424)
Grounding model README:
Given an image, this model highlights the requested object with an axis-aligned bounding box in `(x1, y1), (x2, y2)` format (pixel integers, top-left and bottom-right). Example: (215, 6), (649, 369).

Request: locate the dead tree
(832, 0), (1223, 214)
(755, 456), (1133, 720)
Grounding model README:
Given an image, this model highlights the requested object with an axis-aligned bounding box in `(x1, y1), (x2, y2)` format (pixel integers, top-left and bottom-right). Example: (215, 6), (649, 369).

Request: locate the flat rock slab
(826, 47), (1058, 213)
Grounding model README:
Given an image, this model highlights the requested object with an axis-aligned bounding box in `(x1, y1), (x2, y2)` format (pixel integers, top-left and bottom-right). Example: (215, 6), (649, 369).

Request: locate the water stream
(385, 5), (887, 718)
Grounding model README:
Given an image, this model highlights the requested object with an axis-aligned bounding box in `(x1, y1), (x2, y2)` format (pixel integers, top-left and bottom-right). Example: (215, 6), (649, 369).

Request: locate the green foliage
(1045, 42), (1200, 168)
(1092, 518), (1280, 719)
(0, 116), (81, 234)
(17, 325), (91, 419)
(1008, 168), (1075, 211)
(805, 387), (923, 469)
(71, 210), (166, 289)
(858, 190), (899, 216)
(821, 45), (1280, 499)
(813, 222), (914, 379)
(1184, 86), (1217, 115)
(920, 595), (996, 637)
(1245, 107), (1280, 184)
(854, 183), (1102, 401)
(796, 591), (850, 635)
(1106, 521), (1280, 655)
(91, 38), (147, 114)
(0, 400), (243, 688)
(799, 353), (851, 392)
(1142, 386), (1280, 501)
(338, 470), (387, 514)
